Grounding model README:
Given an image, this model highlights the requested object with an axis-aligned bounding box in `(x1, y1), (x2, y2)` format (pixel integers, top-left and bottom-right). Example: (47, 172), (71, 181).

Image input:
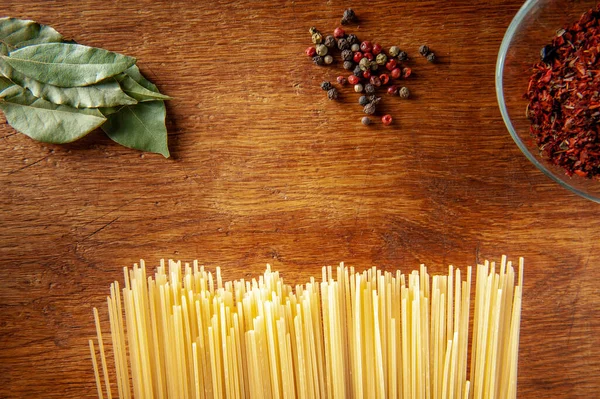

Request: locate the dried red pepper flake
(525, 5), (600, 178)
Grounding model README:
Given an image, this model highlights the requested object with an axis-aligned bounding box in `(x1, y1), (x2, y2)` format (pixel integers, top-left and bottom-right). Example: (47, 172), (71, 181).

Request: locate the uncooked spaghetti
(90, 256), (523, 399)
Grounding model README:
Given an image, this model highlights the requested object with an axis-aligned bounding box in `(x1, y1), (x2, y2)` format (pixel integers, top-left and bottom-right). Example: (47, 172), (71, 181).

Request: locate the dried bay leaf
(0, 17), (63, 54)
(0, 88), (106, 143)
(101, 101), (169, 158)
(115, 73), (170, 102)
(3, 42), (136, 87)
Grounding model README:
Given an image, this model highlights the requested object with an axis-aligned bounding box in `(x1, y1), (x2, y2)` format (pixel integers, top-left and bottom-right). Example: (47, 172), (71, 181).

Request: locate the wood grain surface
(1, 0), (599, 397)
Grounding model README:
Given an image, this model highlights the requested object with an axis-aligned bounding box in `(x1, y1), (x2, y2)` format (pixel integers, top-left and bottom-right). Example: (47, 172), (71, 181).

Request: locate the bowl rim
(495, 0), (600, 203)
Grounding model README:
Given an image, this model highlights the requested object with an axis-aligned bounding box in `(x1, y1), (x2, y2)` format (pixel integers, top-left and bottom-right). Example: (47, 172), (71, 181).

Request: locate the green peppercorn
(364, 83), (375, 95)
(324, 55), (333, 64)
(341, 49), (353, 61)
(343, 60), (354, 70)
(351, 43), (360, 52)
(324, 35), (336, 49)
(316, 44), (328, 56)
(358, 95), (369, 106)
(312, 32), (323, 44)
(361, 116), (371, 125)
(359, 57), (371, 71)
(312, 55), (324, 66)
(321, 81), (332, 91)
(426, 52), (436, 63)
(347, 34), (358, 45)
(397, 51), (408, 61)
(337, 38), (350, 51)
(327, 88), (339, 100)
(363, 102), (376, 115)
(419, 45), (429, 56)
(399, 86), (410, 99)
(375, 53), (388, 66)
(370, 62), (379, 72)
(388, 46), (400, 57)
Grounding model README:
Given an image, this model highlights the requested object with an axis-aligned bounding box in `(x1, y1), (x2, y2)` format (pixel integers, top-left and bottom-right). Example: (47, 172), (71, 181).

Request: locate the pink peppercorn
(370, 76), (381, 87)
(363, 52), (374, 61)
(306, 47), (316, 57)
(348, 75), (360, 85)
(362, 70), (371, 79)
(372, 43), (382, 55)
(387, 85), (399, 95)
(403, 67), (412, 78)
(360, 41), (373, 52)
(385, 59), (397, 71)
(391, 67), (401, 79)
(337, 75), (347, 85)
(382, 114), (393, 125)
(334, 27), (345, 39)
(379, 73), (389, 85)
(353, 52), (363, 63)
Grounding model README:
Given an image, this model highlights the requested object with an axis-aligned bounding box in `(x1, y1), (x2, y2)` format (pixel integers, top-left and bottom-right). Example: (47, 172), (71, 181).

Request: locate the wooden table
(1, 0), (598, 397)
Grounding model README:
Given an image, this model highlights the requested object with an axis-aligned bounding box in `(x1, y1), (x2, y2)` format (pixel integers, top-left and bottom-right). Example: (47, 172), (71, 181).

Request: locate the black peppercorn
(426, 52), (436, 63)
(341, 49), (353, 61)
(324, 35), (336, 49)
(312, 55), (324, 66)
(341, 8), (356, 25)
(364, 83), (375, 95)
(361, 116), (371, 125)
(343, 60), (355, 70)
(397, 51), (408, 61)
(363, 102), (376, 115)
(353, 65), (362, 76)
(327, 88), (339, 100)
(321, 81), (332, 91)
(419, 45), (429, 57)
(337, 38), (350, 51)
(347, 34), (358, 45)
(358, 95), (369, 106)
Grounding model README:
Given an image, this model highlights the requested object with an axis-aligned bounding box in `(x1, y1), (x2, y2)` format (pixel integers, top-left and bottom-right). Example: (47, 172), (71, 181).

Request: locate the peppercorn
(363, 52), (374, 61)
(419, 45), (429, 56)
(361, 116), (371, 125)
(347, 34), (358, 45)
(362, 70), (371, 79)
(385, 59), (397, 71)
(337, 75), (347, 85)
(382, 114), (392, 125)
(426, 52), (436, 63)
(327, 88), (339, 100)
(353, 52), (363, 63)
(358, 95), (369, 106)
(324, 55), (333, 64)
(363, 102), (376, 115)
(341, 49), (353, 61)
(348, 75), (360, 85)
(369, 96), (381, 105)
(312, 55), (324, 66)
(399, 86), (410, 99)
(309, 26), (318, 35)
(379, 73), (389, 85)
(306, 47), (316, 57)
(338, 38), (351, 51)
(354, 83), (364, 93)
(321, 81), (332, 91)
(359, 57), (371, 71)
(343, 60), (354, 70)
(324, 35), (336, 49)
(364, 83), (375, 95)
(370, 76), (381, 87)
(402, 67), (412, 78)
(353, 65), (362, 76)
(351, 43), (360, 52)
(360, 41), (373, 53)
(316, 44), (328, 56)
(376, 53), (388, 66)
(341, 8), (356, 25)
(388, 46), (400, 57)
(387, 85), (399, 95)
(334, 27), (345, 39)
(397, 51), (408, 61)
(312, 32), (323, 44)
(370, 62), (379, 72)
(391, 67), (401, 79)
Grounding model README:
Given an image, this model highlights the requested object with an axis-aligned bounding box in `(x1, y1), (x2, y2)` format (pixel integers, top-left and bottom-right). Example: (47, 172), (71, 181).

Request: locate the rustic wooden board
(1, 0), (599, 397)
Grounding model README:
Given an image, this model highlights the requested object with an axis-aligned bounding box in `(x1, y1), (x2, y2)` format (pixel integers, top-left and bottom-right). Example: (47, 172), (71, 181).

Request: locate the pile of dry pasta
(90, 256), (523, 399)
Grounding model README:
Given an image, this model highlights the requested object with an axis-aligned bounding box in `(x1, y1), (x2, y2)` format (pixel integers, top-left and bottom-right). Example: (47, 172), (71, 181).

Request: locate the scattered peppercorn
(316, 44), (328, 56)
(312, 55), (324, 66)
(419, 45), (429, 56)
(341, 49), (353, 61)
(343, 60), (354, 70)
(306, 47), (316, 57)
(353, 65), (362, 76)
(360, 41), (373, 53)
(354, 83), (364, 93)
(359, 57), (371, 71)
(391, 67), (401, 79)
(375, 53), (388, 66)
(327, 88), (339, 100)
(402, 67), (412, 78)
(312, 32), (323, 44)
(364, 83), (375, 95)
(348, 74), (360, 85)
(426, 52), (436, 63)
(370, 62), (379, 72)
(372, 43), (383, 55)
(358, 95), (369, 106)
(382, 114), (393, 125)
(309, 26), (318, 35)
(324, 55), (333, 64)
(362, 70), (371, 79)
(370, 76), (381, 87)
(397, 51), (408, 61)
(369, 96), (381, 105)
(353, 51), (363, 63)
(347, 34), (358, 45)
(379, 73), (389, 85)
(387, 85), (399, 95)
(385, 59), (397, 71)
(399, 86), (410, 99)
(321, 81), (332, 91)
(334, 27), (345, 39)
(361, 116), (371, 125)
(324, 35), (336, 49)
(337, 75), (347, 85)
(388, 46), (400, 57)
(363, 52), (374, 61)
(363, 102), (377, 115)
(351, 43), (360, 52)
(341, 8), (356, 25)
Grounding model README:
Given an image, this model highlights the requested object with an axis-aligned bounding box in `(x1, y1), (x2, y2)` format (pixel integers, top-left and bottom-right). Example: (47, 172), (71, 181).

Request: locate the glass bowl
(496, 0), (600, 202)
